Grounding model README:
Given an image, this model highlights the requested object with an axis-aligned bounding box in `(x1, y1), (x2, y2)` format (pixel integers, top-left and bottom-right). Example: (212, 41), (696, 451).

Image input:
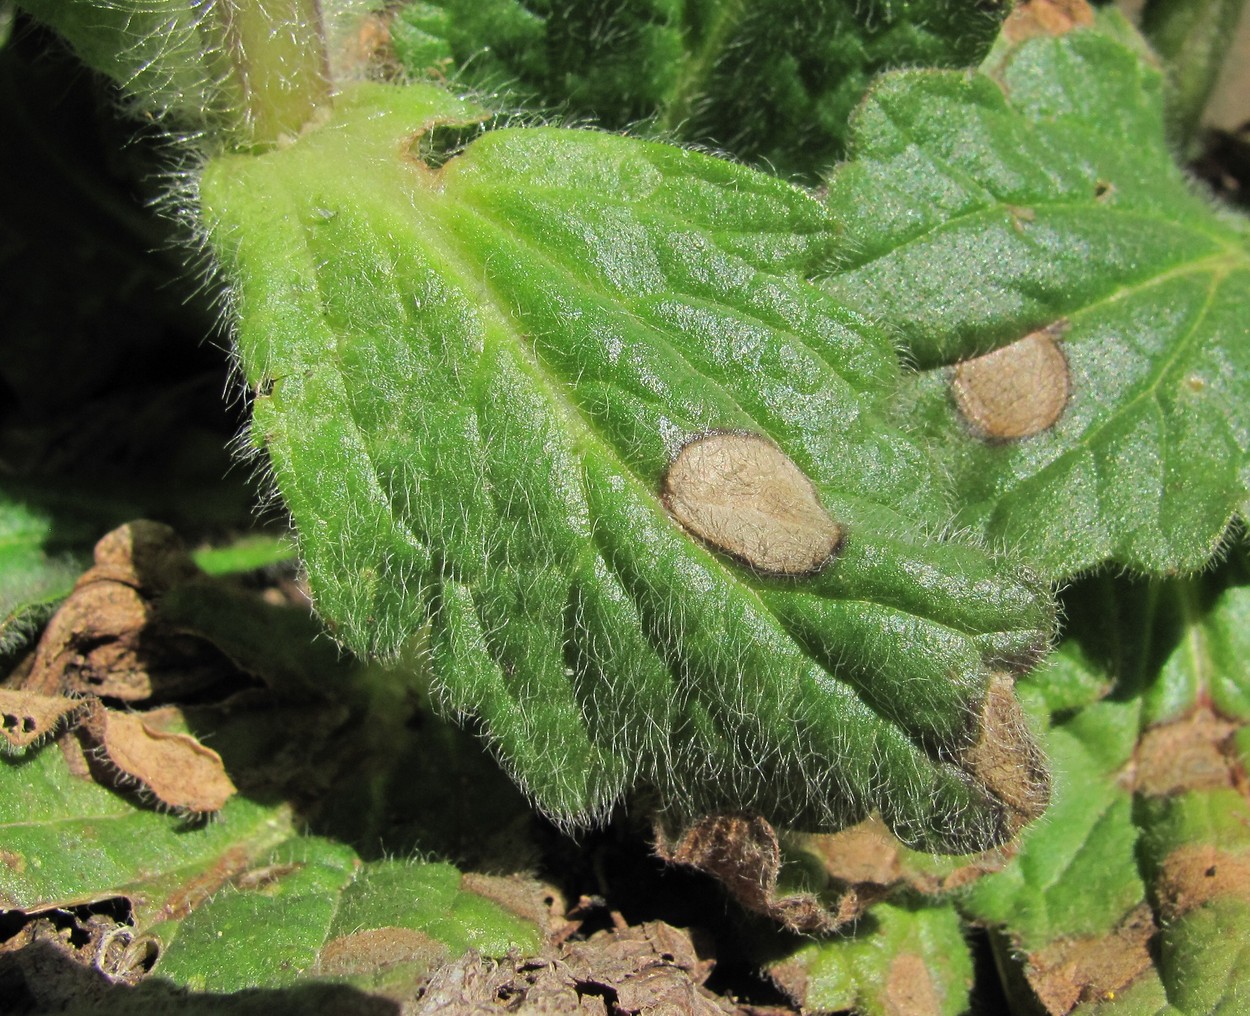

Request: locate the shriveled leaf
(201, 80), (1055, 851)
(822, 13), (1250, 579)
(767, 900), (973, 1016)
(80, 701), (237, 813)
(654, 813), (856, 934)
(0, 688), (82, 750)
(390, 0), (1007, 177)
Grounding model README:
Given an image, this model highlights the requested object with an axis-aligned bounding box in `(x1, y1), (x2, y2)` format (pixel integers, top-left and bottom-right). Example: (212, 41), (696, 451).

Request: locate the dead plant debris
(654, 813), (860, 934)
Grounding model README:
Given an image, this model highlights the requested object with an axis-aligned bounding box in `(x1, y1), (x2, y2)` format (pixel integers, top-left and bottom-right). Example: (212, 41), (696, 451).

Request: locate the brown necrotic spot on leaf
(82, 702), (236, 813)
(1002, 0), (1095, 43)
(1155, 846), (1250, 921)
(1132, 709), (1239, 796)
(963, 674), (1050, 839)
(317, 927), (449, 977)
(1023, 905), (1156, 1016)
(951, 326), (1070, 441)
(0, 689), (83, 749)
(885, 952), (940, 1016)
(662, 432), (844, 576)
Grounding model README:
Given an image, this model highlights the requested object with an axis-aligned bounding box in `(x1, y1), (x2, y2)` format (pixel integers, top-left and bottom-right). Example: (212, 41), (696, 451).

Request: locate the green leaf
(1060, 549), (1250, 726)
(0, 491), (82, 659)
(962, 697), (1147, 949)
(1142, 0), (1249, 147)
(1136, 786), (1250, 1015)
(767, 900), (974, 1016)
(393, 0), (1006, 177)
(1, 665), (541, 996)
(821, 15), (1250, 579)
(18, 0), (330, 146)
(200, 80), (1054, 851)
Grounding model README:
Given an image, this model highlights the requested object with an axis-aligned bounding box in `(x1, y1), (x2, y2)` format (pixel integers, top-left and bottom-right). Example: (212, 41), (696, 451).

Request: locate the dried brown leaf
(654, 814), (860, 934)
(82, 702), (236, 813)
(0, 688), (82, 748)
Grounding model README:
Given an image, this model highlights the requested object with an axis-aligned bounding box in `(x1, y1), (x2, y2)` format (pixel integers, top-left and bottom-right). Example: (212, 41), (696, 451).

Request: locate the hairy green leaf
(962, 696), (1146, 948)
(822, 15), (1250, 579)
(200, 80), (1054, 851)
(392, 0), (1006, 177)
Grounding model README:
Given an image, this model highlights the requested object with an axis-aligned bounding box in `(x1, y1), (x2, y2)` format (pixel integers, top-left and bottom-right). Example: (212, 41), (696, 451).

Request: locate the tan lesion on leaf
(1129, 708), (1240, 797)
(1155, 845), (1250, 921)
(1022, 904), (1157, 1016)
(962, 673), (1050, 839)
(1002, 0), (1096, 43)
(662, 431), (845, 577)
(951, 324), (1071, 441)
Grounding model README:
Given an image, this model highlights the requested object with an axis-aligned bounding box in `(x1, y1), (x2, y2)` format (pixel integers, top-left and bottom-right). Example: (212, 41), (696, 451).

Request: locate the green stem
(218, 0), (333, 148)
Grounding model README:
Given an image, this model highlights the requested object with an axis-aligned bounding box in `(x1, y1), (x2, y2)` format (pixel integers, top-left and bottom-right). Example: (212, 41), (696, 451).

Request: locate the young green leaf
(822, 15), (1250, 579)
(767, 900), (974, 1016)
(201, 81), (1054, 852)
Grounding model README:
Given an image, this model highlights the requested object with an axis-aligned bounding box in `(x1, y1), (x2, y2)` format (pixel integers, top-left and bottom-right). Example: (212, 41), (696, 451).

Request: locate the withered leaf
(0, 688), (83, 749)
(654, 813), (862, 933)
(82, 702), (236, 813)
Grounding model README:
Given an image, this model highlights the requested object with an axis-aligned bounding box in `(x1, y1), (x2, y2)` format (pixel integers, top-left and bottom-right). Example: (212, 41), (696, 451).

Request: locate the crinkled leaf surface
(200, 81), (1053, 851)
(391, 0), (1006, 177)
(821, 15), (1250, 579)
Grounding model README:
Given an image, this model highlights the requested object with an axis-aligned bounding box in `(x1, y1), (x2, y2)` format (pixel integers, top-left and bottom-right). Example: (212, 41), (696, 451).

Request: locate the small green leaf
(1060, 549), (1250, 726)
(201, 81), (1054, 851)
(0, 492), (80, 658)
(768, 900), (973, 1016)
(1136, 787), (1250, 1015)
(1142, 0), (1248, 147)
(822, 15), (1250, 579)
(962, 698), (1146, 948)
